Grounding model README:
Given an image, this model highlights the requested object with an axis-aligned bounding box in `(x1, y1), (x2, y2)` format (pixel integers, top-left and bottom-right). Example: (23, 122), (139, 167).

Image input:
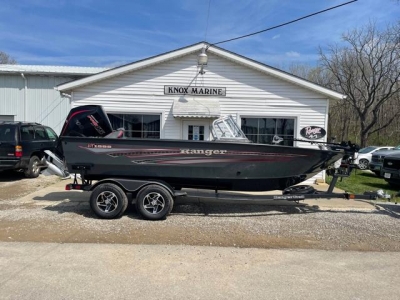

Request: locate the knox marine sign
(164, 86), (226, 96)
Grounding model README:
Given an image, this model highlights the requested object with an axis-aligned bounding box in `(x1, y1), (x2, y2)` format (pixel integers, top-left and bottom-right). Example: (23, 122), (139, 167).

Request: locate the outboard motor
(45, 105), (114, 177)
(60, 105), (113, 138)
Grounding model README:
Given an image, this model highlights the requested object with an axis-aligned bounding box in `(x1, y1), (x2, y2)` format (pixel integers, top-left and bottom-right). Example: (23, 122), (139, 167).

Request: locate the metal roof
(0, 64), (108, 75)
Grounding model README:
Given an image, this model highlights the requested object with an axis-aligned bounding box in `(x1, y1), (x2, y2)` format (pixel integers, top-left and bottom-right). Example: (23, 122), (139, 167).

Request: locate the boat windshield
(211, 115), (250, 142)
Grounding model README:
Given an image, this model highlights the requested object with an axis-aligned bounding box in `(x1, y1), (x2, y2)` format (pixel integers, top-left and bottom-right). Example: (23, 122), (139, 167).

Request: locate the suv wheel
(358, 159), (369, 170)
(24, 156), (41, 178)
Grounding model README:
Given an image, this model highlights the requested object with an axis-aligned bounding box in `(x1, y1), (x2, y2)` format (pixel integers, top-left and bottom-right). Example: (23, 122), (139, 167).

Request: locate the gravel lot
(0, 172), (399, 251)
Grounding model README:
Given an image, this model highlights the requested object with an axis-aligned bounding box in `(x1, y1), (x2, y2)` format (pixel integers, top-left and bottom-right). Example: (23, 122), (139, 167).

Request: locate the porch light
(197, 47), (208, 74)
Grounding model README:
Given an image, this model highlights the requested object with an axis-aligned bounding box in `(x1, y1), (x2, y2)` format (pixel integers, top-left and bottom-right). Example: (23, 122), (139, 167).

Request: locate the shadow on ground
(0, 171), (25, 182)
(39, 195), (398, 220)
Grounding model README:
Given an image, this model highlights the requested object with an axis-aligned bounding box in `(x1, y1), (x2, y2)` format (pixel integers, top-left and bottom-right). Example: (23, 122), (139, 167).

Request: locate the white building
(0, 65), (107, 133)
(56, 42), (344, 182)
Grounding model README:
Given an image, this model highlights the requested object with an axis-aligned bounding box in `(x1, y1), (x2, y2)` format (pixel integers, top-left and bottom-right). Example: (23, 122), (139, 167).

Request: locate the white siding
(72, 53), (331, 183)
(73, 53), (328, 138)
(0, 74), (74, 134)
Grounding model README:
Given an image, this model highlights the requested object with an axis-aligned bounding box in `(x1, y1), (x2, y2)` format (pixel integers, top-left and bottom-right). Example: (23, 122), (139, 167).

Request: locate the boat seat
(105, 129), (125, 139)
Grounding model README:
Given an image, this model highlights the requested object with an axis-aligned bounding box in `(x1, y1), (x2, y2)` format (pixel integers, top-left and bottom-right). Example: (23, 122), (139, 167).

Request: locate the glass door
(182, 120), (210, 141)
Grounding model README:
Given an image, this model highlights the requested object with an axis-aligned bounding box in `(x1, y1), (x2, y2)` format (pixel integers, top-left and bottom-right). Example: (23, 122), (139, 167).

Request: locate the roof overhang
(56, 42), (345, 100)
(207, 47), (345, 100)
(0, 64), (108, 76)
(172, 98), (220, 118)
(57, 43), (206, 92)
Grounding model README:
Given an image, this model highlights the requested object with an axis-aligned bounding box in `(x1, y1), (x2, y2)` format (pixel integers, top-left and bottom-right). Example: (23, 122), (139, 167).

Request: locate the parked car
(0, 122), (58, 178)
(353, 146), (393, 170)
(369, 145), (400, 176)
(382, 153), (400, 187)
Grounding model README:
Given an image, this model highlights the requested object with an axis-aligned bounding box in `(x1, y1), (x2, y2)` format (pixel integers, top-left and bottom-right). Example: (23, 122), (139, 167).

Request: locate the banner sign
(164, 86), (226, 96)
(300, 126), (326, 140)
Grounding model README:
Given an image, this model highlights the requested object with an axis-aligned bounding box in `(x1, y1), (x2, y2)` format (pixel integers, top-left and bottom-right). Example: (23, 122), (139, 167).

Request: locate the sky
(0, 0), (399, 68)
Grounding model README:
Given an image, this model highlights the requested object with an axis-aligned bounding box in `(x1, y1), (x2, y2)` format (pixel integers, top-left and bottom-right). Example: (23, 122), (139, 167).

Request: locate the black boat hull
(61, 137), (343, 191)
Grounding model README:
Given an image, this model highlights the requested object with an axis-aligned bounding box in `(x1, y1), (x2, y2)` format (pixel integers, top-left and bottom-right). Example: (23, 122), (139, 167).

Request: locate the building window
(241, 117), (294, 146)
(107, 114), (161, 139)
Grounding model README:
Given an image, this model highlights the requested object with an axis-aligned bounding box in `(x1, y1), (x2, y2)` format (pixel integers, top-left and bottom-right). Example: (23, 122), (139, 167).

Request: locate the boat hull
(61, 137), (343, 191)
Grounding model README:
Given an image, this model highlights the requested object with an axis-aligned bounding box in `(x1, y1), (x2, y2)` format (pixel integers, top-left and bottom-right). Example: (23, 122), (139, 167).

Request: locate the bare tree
(287, 63), (357, 142)
(319, 22), (400, 147)
(0, 51), (17, 64)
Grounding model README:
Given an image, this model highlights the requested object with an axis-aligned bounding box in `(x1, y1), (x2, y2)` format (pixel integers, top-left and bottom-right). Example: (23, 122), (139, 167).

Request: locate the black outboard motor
(46, 105), (114, 177)
(60, 105), (113, 138)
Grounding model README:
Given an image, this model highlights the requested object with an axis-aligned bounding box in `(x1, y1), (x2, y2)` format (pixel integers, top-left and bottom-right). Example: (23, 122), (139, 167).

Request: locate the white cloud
(285, 51), (300, 57)
(272, 34), (280, 40)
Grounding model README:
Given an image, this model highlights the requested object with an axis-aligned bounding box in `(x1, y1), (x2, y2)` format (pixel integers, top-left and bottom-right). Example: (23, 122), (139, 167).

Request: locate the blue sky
(1, 0), (399, 68)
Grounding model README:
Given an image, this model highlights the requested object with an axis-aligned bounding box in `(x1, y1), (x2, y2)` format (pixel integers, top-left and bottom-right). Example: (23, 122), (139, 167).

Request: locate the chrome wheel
(25, 155), (41, 178)
(142, 192), (165, 214)
(96, 191), (119, 214)
(32, 160), (40, 175)
(358, 159), (369, 170)
(90, 183), (128, 219)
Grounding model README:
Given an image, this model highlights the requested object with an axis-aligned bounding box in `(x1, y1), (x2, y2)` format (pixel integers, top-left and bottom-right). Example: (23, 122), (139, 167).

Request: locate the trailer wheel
(136, 185), (174, 220)
(90, 183), (128, 219)
(283, 185), (316, 195)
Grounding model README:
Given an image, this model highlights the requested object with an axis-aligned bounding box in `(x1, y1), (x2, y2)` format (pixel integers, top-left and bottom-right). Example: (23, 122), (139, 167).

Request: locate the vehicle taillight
(15, 145), (23, 157)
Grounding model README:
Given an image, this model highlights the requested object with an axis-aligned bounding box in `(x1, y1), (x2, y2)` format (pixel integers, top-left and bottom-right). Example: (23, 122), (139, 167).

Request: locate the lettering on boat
(87, 144), (112, 149)
(180, 149), (228, 156)
(87, 114), (106, 135)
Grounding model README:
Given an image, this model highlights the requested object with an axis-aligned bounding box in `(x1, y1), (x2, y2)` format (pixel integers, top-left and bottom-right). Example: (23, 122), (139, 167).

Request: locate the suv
(353, 146), (393, 170)
(369, 145), (400, 176)
(0, 122), (58, 178)
(382, 153), (400, 187)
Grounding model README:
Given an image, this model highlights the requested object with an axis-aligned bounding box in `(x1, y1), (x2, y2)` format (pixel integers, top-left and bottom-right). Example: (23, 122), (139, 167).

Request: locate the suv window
(0, 125), (15, 142)
(34, 126), (48, 140)
(45, 127), (58, 140)
(21, 126), (34, 141)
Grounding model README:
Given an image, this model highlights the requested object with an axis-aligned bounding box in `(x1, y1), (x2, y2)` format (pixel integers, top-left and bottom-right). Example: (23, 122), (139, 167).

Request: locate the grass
(326, 169), (400, 196)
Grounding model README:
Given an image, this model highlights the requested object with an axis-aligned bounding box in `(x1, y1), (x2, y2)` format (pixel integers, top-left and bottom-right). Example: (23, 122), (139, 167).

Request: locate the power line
(209, 0), (358, 47)
(204, 0), (212, 42)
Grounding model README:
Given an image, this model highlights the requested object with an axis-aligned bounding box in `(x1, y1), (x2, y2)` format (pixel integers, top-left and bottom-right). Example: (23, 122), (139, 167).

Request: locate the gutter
(20, 73), (27, 121)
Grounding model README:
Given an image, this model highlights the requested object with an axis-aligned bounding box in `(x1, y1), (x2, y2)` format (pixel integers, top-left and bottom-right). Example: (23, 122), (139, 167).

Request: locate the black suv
(0, 122), (58, 178)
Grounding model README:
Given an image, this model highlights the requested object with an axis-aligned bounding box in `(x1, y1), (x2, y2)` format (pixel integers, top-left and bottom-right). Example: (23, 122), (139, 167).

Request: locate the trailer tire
(283, 185), (316, 195)
(90, 183), (128, 219)
(136, 185), (174, 220)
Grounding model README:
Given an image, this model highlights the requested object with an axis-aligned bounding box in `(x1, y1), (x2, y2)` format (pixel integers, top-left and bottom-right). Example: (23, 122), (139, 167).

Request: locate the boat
(49, 105), (355, 192)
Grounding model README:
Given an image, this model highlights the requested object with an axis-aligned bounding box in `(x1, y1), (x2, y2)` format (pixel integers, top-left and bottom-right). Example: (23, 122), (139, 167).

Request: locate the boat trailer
(65, 164), (377, 221)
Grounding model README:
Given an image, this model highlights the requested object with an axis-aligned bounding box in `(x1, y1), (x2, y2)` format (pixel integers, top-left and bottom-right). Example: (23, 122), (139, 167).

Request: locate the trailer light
(65, 184), (71, 190)
(15, 145), (23, 157)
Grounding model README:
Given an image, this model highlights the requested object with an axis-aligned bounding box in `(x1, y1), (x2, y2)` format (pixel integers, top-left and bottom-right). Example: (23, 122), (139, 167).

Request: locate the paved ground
(1, 242), (399, 300)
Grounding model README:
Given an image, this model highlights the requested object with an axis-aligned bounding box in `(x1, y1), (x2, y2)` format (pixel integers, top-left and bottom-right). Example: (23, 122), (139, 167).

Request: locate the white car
(353, 146), (394, 170)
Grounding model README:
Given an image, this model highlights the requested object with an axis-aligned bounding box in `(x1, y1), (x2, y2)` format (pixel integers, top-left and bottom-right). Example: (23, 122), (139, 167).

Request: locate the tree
(287, 63), (357, 142)
(0, 51), (17, 64)
(319, 22), (400, 147)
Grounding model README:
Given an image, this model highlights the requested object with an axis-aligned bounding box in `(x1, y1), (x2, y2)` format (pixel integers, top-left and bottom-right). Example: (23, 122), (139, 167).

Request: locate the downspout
(20, 73), (27, 121)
